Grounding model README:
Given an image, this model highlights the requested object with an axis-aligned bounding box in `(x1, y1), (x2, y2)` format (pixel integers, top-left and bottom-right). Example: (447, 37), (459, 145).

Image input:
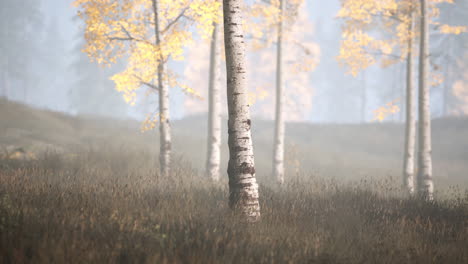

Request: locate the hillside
(1, 99), (468, 263)
(1, 99), (467, 189)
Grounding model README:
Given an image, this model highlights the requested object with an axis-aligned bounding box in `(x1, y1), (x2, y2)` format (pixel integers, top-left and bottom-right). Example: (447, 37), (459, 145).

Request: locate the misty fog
(1, 0), (467, 263)
(3, 0), (465, 122)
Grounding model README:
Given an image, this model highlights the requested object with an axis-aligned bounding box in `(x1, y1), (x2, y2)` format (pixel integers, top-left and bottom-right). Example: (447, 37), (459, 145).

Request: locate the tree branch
(134, 74), (159, 91)
(107, 23), (152, 46)
(292, 40), (312, 55)
(161, 8), (188, 34)
(364, 49), (402, 60)
(108, 36), (133, 41)
(142, 81), (159, 91)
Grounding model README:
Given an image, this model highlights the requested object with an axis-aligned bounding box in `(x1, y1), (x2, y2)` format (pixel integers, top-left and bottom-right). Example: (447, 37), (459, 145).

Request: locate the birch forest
(1, 0), (468, 262)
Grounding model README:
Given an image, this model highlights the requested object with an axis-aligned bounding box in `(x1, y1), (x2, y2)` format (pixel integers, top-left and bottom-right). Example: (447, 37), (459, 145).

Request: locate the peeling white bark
(403, 12), (416, 195)
(417, 0), (434, 201)
(206, 22), (222, 181)
(223, 0), (261, 222)
(152, 0), (171, 178)
(273, 0), (285, 185)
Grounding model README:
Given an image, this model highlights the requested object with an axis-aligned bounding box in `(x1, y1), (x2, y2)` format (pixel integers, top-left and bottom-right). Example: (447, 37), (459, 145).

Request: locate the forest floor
(1, 99), (467, 263)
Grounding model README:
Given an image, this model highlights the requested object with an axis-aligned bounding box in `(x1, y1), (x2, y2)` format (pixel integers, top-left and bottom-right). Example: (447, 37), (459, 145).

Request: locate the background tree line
(72, 0), (467, 220)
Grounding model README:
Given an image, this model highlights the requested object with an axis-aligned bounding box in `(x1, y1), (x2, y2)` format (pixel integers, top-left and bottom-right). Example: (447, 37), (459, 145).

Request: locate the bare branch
(107, 23), (152, 46)
(292, 40), (312, 55)
(364, 49), (402, 60)
(108, 36), (133, 41)
(161, 8), (188, 34)
(117, 23), (131, 37)
(142, 81), (159, 91)
(133, 74), (159, 91)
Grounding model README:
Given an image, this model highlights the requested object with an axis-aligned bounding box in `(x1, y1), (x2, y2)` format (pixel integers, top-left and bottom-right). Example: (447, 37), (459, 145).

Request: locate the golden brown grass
(1, 149), (467, 263)
(1, 99), (468, 263)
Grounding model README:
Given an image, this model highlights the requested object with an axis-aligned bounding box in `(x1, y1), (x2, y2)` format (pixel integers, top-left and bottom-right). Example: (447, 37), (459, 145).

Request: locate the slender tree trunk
(417, 0), (434, 200)
(273, 0), (286, 185)
(206, 21), (222, 181)
(222, 0), (261, 222)
(152, 0), (171, 177)
(403, 11), (415, 195)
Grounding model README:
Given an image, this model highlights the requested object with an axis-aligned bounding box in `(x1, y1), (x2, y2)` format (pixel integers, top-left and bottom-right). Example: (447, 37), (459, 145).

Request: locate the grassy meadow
(0, 99), (467, 263)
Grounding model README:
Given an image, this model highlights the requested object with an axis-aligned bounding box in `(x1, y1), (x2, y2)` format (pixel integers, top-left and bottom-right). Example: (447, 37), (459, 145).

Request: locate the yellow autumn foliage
(440, 24), (468, 35)
(371, 98), (400, 122)
(337, 0), (462, 76)
(74, 0), (220, 106)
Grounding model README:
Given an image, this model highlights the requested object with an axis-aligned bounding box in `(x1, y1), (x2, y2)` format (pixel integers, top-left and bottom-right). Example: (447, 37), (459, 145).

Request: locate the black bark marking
(240, 162), (255, 175)
(164, 141), (172, 151)
(227, 161), (256, 177)
(244, 119), (251, 129)
(234, 146), (248, 152)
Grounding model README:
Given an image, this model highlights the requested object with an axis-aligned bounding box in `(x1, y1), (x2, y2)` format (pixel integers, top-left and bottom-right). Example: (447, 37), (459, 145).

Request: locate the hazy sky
(18, 0), (456, 122)
(44, 0), (346, 121)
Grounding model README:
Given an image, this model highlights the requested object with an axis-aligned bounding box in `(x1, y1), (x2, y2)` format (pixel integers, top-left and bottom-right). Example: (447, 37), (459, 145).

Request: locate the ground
(0, 99), (467, 263)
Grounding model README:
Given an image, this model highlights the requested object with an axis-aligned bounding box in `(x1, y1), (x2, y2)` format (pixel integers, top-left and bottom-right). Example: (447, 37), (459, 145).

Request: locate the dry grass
(1, 99), (468, 263)
(1, 149), (467, 263)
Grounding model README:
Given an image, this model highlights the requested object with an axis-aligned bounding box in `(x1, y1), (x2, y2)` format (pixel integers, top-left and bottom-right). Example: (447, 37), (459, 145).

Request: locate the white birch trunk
(273, 0), (286, 185)
(152, 0), (171, 178)
(417, 0), (434, 200)
(403, 11), (416, 195)
(222, 0), (261, 222)
(206, 22), (222, 181)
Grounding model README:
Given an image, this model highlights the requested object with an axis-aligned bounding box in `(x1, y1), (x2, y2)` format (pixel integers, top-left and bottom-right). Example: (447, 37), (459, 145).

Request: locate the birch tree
(337, 0), (464, 195)
(152, 0), (171, 177)
(403, 11), (416, 195)
(416, 0), (433, 200)
(248, 0), (318, 184)
(273, 0), (286, 185)
(206, 19), (223, 181)
(338, 0), (416, 192)
(74, 0), (218, 177)
(223, 0), (261, 222)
